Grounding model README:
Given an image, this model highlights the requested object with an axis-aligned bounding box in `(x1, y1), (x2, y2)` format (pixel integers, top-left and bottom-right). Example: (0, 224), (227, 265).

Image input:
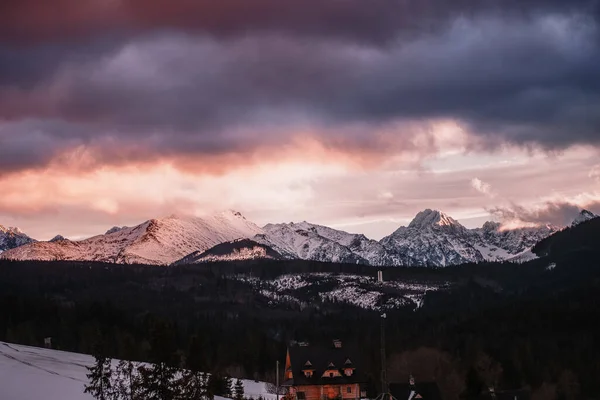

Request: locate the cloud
(2, 0), (598, 44)
(0, 144), (596, 239)
(378, 191), (394, 200)
(471, 178), (496, 197)
(488, 200), (600, 227)
(1, 11), (600, 174)
(590, 165), (600, 182)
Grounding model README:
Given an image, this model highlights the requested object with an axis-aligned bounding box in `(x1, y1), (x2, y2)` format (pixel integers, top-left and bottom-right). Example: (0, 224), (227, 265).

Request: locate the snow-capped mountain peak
(408, 209), (463, 230)
(105, 226), (128, 235)
(0, 225), (36, 253)
(49, 235), (67, 242)
(481, 221), (502, 231)
(1, 211), (263, 265)
(0, 225), (22, 235)
(572, 209), (598, 226)
(2, 207), (592, 267)
(220, 209), (246, 219)
(257, 221), (413, 266)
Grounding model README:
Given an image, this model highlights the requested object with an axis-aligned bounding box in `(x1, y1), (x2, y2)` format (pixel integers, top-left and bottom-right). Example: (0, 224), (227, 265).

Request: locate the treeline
(533, 217), (600, 258)
(84, 322), (252, 400)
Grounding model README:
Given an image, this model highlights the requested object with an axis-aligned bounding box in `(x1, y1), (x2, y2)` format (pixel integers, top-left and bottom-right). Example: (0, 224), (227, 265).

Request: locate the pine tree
(138, 321), (181, 400)
(180, 335), (209, 400)
(224, 375), (234, 398)
(112, 359), (142, 400)
(179, 371), (209, 400)
(138, 363), (179, 400)
(234, 378), (245, 400)
(207, 373), (229, 398)
(84, 354), (114, 400)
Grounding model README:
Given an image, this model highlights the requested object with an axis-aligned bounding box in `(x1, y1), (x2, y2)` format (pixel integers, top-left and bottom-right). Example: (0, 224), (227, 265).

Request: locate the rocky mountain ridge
(0, 225), (36, 253)
(1, 208), (597, 267)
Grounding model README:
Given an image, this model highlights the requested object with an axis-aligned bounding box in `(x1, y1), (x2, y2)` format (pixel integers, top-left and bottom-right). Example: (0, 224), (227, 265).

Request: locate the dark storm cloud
(1, 0), (599, 44)
(0, 120), (89, 172)
(1, 0), (599, 172)
(0, 37), (122, 88)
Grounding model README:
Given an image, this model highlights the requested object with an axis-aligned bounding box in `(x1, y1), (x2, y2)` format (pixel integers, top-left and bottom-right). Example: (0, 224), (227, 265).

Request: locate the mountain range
(0, 225), (36, 253)
(1, 208), (597, 267)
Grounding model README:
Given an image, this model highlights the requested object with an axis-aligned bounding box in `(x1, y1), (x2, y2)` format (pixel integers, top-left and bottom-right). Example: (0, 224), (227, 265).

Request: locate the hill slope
(0, 341), (276, 400)
(174, 238), (284, 264)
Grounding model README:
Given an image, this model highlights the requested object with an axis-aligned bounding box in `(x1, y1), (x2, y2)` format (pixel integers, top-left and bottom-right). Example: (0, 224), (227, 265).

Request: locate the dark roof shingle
(283, 342), (366, 386)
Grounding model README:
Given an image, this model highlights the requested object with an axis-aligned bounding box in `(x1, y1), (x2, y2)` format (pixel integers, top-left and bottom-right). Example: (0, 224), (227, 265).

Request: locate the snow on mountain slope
(507, 248), (539, 263)
(380, 209), (486, 267)
(259, 222), (412, 266)
(0, 225), (36, 253)
(0, 341), (276, 400)
(174, 238), (284, 264)
(472, 221), (558, 262)
(380, 209), (569, 267)
(572, 209), (598, 226)
(2, 208), (591, 267)
(232, 273), (446, 311)
(1, 211), (263, 265)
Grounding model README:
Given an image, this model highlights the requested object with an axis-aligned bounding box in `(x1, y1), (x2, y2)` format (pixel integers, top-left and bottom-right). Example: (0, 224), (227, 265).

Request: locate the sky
(1, 0), (600, 240)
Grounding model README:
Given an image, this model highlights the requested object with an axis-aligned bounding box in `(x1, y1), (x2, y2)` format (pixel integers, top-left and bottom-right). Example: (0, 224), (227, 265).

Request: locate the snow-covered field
(0, 341), (276, 400)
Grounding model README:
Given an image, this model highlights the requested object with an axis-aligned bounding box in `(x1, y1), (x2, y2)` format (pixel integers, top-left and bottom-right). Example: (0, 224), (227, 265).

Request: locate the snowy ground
(0, 341), (276, 400)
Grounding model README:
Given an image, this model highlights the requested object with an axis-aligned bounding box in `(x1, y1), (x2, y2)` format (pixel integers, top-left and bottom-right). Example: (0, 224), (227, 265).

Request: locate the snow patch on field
(0, 341), (276, 400)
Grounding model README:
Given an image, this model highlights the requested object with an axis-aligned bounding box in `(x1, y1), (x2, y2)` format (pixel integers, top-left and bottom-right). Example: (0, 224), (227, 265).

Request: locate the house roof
(474, 389), (531, 400)
(283, 341), (366, 386)
(389, 383), (443, 400)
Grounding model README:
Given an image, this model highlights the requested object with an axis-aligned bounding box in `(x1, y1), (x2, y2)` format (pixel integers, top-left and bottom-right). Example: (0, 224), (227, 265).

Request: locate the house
(474, 388), (531, 400)
(389, 376), (442, 400)
(282, 339), (367, 400)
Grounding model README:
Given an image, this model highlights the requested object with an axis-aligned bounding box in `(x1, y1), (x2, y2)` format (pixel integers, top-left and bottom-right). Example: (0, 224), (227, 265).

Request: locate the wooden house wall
(293, 384), (361, 400)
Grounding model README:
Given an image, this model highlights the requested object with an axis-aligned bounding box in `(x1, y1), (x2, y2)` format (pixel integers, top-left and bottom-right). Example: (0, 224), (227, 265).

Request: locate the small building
(474, 388), (531, 400)
(389, 376), (442, 400)
(282, 339), (367, 400)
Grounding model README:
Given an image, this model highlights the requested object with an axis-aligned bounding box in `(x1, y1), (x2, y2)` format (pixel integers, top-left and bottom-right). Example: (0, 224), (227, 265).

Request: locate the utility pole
(374, 270), (395, 400)
(377, 270), (387, 397)
(380, 311), (387, 397)
(276, 360), (280, 400)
